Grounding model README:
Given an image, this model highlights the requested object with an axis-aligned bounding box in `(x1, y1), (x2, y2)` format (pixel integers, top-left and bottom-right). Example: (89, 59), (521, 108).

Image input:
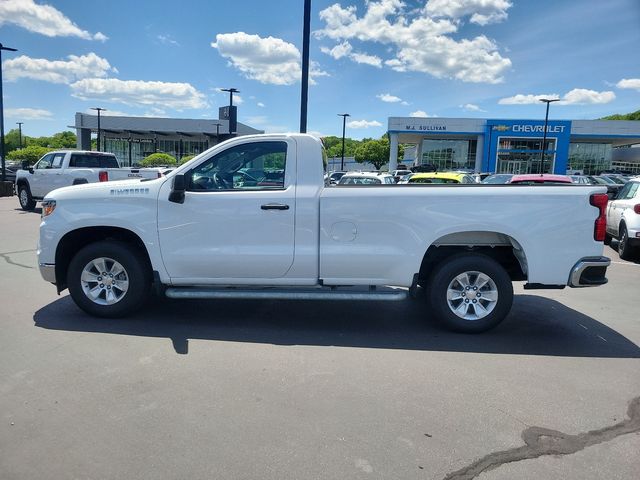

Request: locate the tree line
(3, 129), (404, 170)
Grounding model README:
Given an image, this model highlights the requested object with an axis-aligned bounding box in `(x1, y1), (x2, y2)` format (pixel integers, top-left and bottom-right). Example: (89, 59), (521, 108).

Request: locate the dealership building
(388, 117), (640, 174)
(74, 112), (263, 166)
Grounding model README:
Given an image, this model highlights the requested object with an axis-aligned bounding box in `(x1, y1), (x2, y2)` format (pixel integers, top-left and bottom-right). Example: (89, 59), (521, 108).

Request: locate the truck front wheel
(18, 184), (36, 210)
(426, 253), (513, 333)
(67, 241), (151, 318)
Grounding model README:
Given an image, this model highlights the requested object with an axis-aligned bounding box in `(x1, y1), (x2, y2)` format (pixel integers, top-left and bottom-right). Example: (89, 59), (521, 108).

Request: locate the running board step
(165, 287), (407, 302)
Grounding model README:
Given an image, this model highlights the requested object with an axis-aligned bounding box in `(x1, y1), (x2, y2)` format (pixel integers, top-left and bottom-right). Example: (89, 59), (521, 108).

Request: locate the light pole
(212, 122), (222, 146)
(299, 0), (311, 133)
(338, 113), (350, 171)
(90, 107), (106, 151)
(538, 98), (559, 174)
(220, 88), (239, 108)
(0, 43), (18, 183)
(16, 122), (23, 148)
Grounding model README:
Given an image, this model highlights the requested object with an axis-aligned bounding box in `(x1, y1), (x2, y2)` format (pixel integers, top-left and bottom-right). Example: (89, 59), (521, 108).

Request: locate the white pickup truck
(37, 134), (611, 332)
(15, 150), (162, 210)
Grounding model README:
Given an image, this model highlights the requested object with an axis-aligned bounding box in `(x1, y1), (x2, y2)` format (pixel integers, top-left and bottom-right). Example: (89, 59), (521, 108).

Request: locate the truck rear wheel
(18, 184), (36, 211)
(426, 253), (513, 333)
(67, 241), (151, 318)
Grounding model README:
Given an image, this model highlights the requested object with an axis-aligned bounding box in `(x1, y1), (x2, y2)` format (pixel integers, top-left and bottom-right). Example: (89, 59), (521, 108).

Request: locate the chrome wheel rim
(80, 257), (129, 305)
(447, 271), (498, 321)
(19, 189), (28, 206)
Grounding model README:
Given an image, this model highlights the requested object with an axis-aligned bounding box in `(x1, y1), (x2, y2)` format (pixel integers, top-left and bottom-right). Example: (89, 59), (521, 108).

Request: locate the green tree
(179, 155), (196, 165)
(354, 136), (404, 170)
(7, 145), (53, 165)
(3, 129), (24, 153)
(601, 109), (640, 121)
(140, 152), (177, 167)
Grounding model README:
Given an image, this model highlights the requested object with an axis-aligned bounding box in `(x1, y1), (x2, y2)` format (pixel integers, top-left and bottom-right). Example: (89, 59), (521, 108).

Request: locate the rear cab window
(69, 153), (119, 168)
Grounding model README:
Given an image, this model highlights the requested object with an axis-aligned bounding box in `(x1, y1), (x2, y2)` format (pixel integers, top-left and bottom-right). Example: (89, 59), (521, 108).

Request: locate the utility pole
(90, 107), (106, 151)
(538, 98), (559, 174)
(0, 43), (18, 183)
(16, 122), (23, 148)
(299, 0), (311, 133)
(338, 113), (350, 171)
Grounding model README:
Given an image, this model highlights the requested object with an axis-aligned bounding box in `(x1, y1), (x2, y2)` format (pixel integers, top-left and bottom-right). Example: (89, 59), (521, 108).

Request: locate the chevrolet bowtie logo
(492, 125), (510, 131)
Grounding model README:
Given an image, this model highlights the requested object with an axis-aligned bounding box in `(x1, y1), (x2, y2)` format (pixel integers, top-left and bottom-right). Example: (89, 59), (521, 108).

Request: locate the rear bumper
(39, 263), (56, 284)
(568, 256), (610, 287)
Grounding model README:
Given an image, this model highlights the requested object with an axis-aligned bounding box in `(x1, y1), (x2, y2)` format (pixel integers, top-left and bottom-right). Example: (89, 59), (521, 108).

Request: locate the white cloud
(212, 32), (328, 85)
(157, 34), (179, 46)
(351, 52), (382, 67)
(316, 0), (511, 83)
(460, 103), (485, 111)
(257, 102), (265, 107)
(347, 119), (383, 129)
(498, 93), (560, 105)
(560, 88), (615, 105)
(70, 78), (208, 110)
(5, 108), (53, 120)
(377, 93), (402, 103)
(499, 89), (615, 105)
(321, 41), (353, 59)
(3, 52), (115, 84)
(425, 0), (513, 26)
(616, 78), (640, 92)
(85, 108), (130, 117)
(0, 0), (107, 41)
(321, 40), (382, 67)
(410, 110), (434, 117)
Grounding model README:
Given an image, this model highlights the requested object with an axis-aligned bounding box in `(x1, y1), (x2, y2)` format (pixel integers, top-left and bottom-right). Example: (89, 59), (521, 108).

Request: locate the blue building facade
(387, 117), (640, 175)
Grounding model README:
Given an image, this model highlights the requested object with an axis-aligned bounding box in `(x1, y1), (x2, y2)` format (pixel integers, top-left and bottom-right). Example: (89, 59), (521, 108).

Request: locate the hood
(44, 177), (165, 201)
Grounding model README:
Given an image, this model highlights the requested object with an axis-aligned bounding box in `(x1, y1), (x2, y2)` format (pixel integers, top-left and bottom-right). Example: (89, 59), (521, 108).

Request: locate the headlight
(41, 200), (56, 218)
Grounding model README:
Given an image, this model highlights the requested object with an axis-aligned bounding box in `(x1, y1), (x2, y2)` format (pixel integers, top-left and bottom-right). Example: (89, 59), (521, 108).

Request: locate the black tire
(618, 225), (636, 261)
(18, 184), (36, 211)
(67, 240), (151, 318)
(426, 253), (513, 333)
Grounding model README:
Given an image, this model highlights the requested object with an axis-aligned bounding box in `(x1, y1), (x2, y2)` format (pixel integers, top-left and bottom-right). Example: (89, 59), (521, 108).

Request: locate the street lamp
(0, 43), (18, 183)
(538, 98), (560, 174)
(16, 122), (23, 148)
(220, 88), (239, 107)
(90, 107), (106, 151)
(212, 122), (221, 138)
(299, 0), (311, 133)
(338, 113), (350, 171)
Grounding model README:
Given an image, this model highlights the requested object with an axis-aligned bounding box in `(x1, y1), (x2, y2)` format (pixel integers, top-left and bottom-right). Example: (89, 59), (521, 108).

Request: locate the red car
(509, 174), (573, 185)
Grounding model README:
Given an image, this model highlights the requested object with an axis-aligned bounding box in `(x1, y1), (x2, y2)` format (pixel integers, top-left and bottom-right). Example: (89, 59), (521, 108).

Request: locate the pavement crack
(443, 395), (640, 480)
(0, 249), (36, 269)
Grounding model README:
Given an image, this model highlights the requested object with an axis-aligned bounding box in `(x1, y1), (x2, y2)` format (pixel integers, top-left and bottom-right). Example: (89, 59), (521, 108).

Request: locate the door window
(35, 154), (54, 169)
(626, 183), (638, 199)
(51, 153), (65, 169)
(616, 183), (632, 200)
(188, 141), (287, 191)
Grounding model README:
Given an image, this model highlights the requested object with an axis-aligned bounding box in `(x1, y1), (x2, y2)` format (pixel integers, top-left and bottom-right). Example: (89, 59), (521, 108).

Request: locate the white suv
(606, 179), (640, 259)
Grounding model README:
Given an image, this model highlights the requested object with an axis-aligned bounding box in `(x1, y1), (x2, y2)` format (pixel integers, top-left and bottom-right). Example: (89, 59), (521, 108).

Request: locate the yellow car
(407, 172), (476, 184)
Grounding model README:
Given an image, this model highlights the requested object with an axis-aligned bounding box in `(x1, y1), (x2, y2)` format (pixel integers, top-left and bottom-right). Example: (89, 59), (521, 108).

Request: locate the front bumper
(39, 263), (56, 283)
(568, 256), (610, 287)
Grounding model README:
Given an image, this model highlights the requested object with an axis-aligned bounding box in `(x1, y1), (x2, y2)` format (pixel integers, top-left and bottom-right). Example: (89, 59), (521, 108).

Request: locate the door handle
(261, 203), (289, 210)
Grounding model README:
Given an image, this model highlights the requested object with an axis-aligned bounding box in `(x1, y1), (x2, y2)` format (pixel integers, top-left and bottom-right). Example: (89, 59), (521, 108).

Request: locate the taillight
(590, 193), (608, 241)
(634, 204), (640, 215)
(98, 171), (109, 182)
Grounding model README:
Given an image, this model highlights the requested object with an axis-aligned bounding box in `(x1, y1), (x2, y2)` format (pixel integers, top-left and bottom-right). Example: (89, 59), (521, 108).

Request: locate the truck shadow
(33, 294), (640, 358)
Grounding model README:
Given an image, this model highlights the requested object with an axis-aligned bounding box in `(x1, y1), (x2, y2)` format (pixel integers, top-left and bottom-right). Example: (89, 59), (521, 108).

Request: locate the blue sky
(1, 0), (639, 139)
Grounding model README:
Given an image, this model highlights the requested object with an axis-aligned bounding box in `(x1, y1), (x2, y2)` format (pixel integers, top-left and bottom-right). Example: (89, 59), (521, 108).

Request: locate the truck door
(158, 139), (296, 281)
(29, 153), (54, 197)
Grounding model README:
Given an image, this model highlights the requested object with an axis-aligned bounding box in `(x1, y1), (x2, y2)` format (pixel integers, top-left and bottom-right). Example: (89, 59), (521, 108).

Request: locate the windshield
(482, 174), (513, 184)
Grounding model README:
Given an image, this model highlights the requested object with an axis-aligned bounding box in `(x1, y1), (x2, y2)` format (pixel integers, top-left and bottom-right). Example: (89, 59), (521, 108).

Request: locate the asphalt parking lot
(0, 196), (639, 480)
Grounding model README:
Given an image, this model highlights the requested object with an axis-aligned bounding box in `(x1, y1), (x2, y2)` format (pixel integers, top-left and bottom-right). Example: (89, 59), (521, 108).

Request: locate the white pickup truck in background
(37, 134), (611, 332)
(15, 150), (163, 210)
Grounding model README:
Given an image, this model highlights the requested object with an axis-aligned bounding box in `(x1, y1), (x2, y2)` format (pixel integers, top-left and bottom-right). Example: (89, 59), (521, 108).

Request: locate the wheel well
(16, 179), (29, 189)
(55, 227), (152, 292)
(418, 233), (527, 284)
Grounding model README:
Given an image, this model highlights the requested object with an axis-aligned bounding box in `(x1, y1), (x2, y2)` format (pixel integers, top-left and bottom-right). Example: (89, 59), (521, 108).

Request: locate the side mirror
(169, 173), (187, 204)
